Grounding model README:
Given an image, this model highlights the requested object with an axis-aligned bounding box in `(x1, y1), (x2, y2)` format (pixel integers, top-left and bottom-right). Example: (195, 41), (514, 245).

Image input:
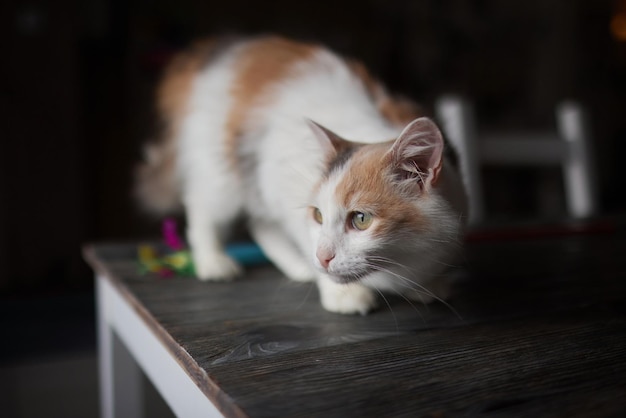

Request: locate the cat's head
(307, 117), (462, 284)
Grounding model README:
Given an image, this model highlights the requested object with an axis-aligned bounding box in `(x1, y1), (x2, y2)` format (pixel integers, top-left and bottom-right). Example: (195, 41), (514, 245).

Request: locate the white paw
(319, 281), (378, 315)
(193, 251), (242, 281)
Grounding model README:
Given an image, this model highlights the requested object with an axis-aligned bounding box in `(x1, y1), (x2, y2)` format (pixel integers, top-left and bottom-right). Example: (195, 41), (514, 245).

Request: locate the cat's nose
(316, 248), (335, 269)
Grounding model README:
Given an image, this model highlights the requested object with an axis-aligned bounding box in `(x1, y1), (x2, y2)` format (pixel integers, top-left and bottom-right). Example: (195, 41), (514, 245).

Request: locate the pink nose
(316, 248), (335, 269)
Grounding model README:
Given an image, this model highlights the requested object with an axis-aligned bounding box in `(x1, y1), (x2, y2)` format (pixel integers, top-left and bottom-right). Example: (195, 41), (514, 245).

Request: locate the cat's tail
(134, 141), (181, 216)
(135, 37), (225, 216)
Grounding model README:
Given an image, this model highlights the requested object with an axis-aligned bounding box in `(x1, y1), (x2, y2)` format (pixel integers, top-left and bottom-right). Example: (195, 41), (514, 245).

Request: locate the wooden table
(84, 231), (626, 417)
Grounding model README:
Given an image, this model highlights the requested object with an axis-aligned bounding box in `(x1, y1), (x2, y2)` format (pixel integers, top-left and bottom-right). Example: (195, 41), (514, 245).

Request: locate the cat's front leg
(191, 245), (242, 281)
(249, 220), (315, 282)
(317, 275), (378, 315)
(185, 199), (242, 281)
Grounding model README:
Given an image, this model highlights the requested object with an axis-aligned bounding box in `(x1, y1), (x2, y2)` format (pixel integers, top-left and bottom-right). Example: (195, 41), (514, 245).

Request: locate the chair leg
(436, 95), (485, 225)
(557, 101), (598, 219)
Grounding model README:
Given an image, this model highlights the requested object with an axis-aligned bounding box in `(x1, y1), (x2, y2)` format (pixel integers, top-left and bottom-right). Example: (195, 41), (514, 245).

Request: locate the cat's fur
(136, 36), (468, 315)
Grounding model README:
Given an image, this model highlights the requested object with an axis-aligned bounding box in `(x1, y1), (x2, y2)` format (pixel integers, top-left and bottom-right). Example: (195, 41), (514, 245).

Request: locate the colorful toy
(162, 218), (184, 250)
(138, 218), (268, 277)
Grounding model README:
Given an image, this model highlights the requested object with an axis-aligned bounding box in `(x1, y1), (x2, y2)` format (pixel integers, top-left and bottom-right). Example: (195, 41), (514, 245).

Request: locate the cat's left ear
(389, 117), (444, 190)
(306, 119), (351, 158)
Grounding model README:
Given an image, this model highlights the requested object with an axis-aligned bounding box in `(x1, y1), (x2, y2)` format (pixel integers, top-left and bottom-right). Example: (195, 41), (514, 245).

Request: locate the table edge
(82, 243), (249, 418)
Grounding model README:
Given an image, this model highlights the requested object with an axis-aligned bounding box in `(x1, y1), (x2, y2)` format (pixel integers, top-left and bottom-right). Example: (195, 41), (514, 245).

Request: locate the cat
(136, 36), (468, 315)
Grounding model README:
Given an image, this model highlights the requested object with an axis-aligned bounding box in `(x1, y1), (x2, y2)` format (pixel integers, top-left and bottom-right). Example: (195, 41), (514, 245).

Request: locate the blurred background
(1, 0), (625, 416)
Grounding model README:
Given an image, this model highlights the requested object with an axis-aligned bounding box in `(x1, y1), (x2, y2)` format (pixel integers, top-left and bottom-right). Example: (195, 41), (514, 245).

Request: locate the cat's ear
(389, 117), (444, 190)
(306, 119), (350, 157)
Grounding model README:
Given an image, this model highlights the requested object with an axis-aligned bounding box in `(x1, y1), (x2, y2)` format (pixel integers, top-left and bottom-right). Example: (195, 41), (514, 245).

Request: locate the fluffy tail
(135, 39), (218, 216)
(134, 141), (181, 216)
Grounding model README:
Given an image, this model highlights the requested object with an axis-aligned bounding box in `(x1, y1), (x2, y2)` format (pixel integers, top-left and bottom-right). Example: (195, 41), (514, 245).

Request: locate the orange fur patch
(226, 37), (318, 164)
(345, 59), (385, 100)
(335, 145), (426, 236)
(378, 96), (424, 126)
(346, 59), (424, 126)
(158, 38), (217, 132)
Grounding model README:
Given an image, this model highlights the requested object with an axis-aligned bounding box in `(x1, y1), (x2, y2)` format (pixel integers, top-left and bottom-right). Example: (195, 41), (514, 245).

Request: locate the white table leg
(95, 274), (223, 418)
(97, 275), (144, 418)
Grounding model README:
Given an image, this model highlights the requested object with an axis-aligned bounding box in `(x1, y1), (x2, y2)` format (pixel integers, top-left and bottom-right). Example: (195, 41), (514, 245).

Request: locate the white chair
(435, 95), (598, 225)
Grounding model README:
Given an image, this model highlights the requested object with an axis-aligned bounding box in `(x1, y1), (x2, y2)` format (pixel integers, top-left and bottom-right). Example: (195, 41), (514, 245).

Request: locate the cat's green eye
(312, 207), (323, 224)
(351, 211), (373, 231)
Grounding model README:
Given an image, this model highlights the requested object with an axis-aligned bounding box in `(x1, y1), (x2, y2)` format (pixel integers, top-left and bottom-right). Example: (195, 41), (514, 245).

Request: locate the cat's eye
(351, 211), (373, 231)
(312, 207), (323, 224)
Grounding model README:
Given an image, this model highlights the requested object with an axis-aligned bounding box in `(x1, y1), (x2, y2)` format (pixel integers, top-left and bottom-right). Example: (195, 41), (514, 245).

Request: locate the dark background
(1, 0), (626, 349)
(0, 1), (625, 416)
(2, 0), (626, 295)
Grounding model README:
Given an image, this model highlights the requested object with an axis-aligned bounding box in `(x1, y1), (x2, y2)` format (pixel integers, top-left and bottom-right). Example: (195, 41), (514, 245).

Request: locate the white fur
(176, 48), (246, 280)
(168, 41), (467, 313)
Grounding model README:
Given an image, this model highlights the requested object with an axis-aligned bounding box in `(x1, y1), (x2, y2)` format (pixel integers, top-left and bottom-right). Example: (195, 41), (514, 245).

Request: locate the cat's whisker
(366, 269), (434, 315)
(364, 282), (399, 335)
(425, 238), (458, 244)
(428, 259), (460, 268)
(365, 263), (462, 319)
(366, 256), (414, 274)
(382, 235), (463, 249)
(367, 264), (435, 299)
(295, 282), (315, 310)
(390, 288), (426, 321)
(370, 252), (460, 272)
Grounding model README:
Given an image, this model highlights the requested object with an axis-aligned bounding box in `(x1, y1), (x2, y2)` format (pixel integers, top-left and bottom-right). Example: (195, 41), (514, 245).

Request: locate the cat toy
(138, 218), (268, 277)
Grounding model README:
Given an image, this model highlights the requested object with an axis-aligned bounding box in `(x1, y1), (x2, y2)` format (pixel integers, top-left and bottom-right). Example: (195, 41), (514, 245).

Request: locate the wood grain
(84, 232), (626, 417)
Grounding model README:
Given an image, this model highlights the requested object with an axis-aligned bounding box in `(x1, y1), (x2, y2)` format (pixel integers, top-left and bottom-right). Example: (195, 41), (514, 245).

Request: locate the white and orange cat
(136, 36), (467, 315)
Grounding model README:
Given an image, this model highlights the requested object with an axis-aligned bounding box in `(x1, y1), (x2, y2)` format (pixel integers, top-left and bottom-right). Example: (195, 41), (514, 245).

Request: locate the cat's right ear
(306, 119), (349, 158)
(389, 117), (444, 190)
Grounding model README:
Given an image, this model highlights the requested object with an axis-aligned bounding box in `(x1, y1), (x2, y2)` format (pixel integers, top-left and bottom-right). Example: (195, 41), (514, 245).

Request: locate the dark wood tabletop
(84, 230), (626, 418)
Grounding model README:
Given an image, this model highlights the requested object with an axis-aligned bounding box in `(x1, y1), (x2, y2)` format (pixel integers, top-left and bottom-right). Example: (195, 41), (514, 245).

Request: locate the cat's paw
(193, 251), (242, 281)
(318, 280), (378, 315)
